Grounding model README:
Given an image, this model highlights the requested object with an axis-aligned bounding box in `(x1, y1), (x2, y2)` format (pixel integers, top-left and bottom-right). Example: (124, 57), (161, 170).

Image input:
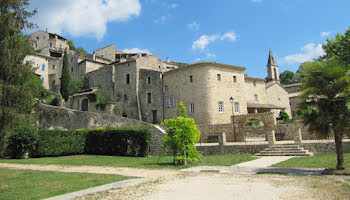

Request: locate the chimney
(138, 53), (142, 58)
(166, 57), (170, 63)
(93, 53), (96, 61)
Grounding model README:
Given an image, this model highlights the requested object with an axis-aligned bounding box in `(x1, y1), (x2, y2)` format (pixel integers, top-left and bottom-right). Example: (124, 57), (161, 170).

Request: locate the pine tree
(0, 0), (37, 147)
(60, 49), (71, 101)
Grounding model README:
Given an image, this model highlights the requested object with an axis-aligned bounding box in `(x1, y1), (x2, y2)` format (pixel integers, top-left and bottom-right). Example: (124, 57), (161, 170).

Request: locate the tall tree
(60, 49), (71, 101)
(298, 59), (350, 170)
(279, 70), (296, 85)
(0, 0), (37, 146)
(322, 28), (350, 64)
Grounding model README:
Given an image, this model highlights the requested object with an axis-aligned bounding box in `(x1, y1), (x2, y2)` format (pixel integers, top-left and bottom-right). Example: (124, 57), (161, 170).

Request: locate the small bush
(5, 125), (38, 158)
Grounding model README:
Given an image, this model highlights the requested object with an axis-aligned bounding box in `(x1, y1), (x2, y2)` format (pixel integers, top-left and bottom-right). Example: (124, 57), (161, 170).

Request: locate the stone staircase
(255, 144), (313, 156)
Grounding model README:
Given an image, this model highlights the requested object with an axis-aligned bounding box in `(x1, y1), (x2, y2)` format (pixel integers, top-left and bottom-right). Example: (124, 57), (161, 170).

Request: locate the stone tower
(266, 50), (280, 82)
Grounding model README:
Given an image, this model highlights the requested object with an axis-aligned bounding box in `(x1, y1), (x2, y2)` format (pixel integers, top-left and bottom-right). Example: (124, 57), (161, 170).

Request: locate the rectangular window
(147, 92), (152, 104)
(190, 75), (193, 83)
(253, 81), (257, 87)
(71, 67), (73, 72)
(218, 101), (224, 113)
(147, 76), (151, 85)
(217, 74), (221, 81)
(41, 77), (44, 84)
(126, 74), (130, 84)
(53, 65), (56, 70)
(254, 94), (258, 103)
(168, 96), (175, 107)
(164, 85), (169, 93)
(190, 104), (194, 114)
(233, 76), (237, 83)
(42, 64), (45, 71)
(234, 102), (240, 113)
(50, 43), (52, 47)
(36, 36), (39, 40)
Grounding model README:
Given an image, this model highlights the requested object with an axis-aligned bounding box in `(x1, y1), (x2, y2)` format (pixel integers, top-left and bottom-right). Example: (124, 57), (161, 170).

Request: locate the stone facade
(25, 54), (52, 90)
(283, 83), (302, 118)
(28, 30), (69, 51)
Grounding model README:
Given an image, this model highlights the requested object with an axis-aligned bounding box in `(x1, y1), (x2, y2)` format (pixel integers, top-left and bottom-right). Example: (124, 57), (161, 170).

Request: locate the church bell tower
(266, 50), (280, 83)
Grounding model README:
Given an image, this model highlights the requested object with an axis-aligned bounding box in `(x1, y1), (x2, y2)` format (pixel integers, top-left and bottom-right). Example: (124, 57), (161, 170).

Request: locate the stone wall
(38, 104), (166, 155)
(196, 141), (350, 155)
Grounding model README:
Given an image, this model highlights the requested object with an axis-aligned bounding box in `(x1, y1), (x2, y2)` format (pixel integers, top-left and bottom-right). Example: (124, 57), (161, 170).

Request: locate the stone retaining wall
(196, 141), (350, 155)
(38, 104), (165, 155)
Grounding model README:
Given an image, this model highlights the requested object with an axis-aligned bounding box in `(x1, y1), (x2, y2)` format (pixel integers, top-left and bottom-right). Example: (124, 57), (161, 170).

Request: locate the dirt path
(80, 173), (350, 200)
(0, 163), (178, 179)
(1, 163), (349, 200)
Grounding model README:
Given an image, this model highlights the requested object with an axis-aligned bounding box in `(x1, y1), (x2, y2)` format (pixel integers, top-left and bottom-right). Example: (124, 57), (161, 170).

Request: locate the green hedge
(30, 126), (151, 157)
(33, 129), (87, 157)
(85, 127), (151, 157)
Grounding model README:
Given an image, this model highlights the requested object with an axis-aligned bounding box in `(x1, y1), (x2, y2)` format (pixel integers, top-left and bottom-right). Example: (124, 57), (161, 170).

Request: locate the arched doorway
(81, 98), (89, 111)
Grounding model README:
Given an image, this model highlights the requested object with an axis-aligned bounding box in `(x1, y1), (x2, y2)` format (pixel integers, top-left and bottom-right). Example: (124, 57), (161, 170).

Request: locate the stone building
(81, 47), (290, 127)
(283, 83), (302, 118)
(26, 30), (81, 93)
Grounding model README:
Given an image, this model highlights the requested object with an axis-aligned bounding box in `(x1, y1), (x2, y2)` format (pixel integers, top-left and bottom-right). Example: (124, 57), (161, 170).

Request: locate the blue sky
(27, 0), (350, 78)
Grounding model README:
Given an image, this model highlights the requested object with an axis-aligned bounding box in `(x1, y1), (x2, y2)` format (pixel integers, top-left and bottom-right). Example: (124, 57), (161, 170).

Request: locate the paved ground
(181, 156), (324, 175)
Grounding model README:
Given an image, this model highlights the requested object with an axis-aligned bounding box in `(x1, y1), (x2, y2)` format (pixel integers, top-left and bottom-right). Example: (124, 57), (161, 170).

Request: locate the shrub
(85, 126), (151, 157)
(5, 125), (38, 158)
(33, 129), (87, 157)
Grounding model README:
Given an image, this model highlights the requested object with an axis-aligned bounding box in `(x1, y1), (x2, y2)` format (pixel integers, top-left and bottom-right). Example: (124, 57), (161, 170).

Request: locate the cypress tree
(60, 49), (71, 101)
(0, 0), (38, 147)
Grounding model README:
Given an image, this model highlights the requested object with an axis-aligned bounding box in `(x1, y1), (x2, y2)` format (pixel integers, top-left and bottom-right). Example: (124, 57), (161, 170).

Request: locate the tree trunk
(184, 147), (187, 166)
(334, 131), (345, 170)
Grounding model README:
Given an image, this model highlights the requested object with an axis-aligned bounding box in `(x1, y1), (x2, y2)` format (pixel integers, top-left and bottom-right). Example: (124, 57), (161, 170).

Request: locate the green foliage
(113, 101), (137, 118)
(85, 126), (151, 157)
(60, 49), (71, 101)
(70, 76), (84, 95)
(5, 125), (38, 158)
(0, 0), (38, 148)
(322, 28), (350, 64)
(279, 70), (297, 85)
(244, 119), (261, 126)
(298, 59), (350, 169)
(178, 102), (187, 117)
(33, 129), (87, 157)
(67, 40), (87, 57)
(30, 126), (151, 158)
(163, 102), (201, 165)
(95, 90), (116, 110)
(278, 110), (291, 124)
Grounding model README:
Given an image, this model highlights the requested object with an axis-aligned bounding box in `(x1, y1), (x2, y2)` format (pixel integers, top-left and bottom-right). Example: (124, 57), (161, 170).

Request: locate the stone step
(271, 145), (300, 148)
(259, 150), (308, 154)
(255, 144), (313, 156)
(255, 152), (313, 156)
(267, 147), (303, 151)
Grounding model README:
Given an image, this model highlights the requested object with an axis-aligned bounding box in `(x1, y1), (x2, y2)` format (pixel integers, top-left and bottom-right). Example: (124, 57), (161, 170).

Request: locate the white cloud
(251, 0), (262, 3)
(169, 3), (179, 9)
(321, 32), (331, 37)
(154, 16), (167, 24)
(192, 35), (219, 51)
(122, 48), (151, 54)
(220, 32), (237, 42)
(281, 43), (325, 64)
(194, 57), (201, 62)
(192, 31), (237, 51)
(187, 21), (200, 31)
(29, 0), (141, 40)
(206, 53), (216, 58)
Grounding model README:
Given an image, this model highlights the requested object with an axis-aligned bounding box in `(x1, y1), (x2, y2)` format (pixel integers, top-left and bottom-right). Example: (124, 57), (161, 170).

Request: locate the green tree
(279, 70), (296, 85)
(298, 59), (350, 170)
(67, 40), (87, 57)
(0, 0), (37, 148)
(163, 102), (201, 165)
(60, 49), (71, 100)
(322, 28), (350, 64)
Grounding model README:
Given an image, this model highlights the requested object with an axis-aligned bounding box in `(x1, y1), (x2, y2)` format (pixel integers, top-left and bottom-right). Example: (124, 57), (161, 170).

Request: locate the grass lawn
(0, 168), (131, 200)
(273, 153), (350, 169)
(0, 154), (256, 169)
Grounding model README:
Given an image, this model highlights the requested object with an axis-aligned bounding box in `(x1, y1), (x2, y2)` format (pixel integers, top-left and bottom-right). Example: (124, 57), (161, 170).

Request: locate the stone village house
(25, 31), (291, 142)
